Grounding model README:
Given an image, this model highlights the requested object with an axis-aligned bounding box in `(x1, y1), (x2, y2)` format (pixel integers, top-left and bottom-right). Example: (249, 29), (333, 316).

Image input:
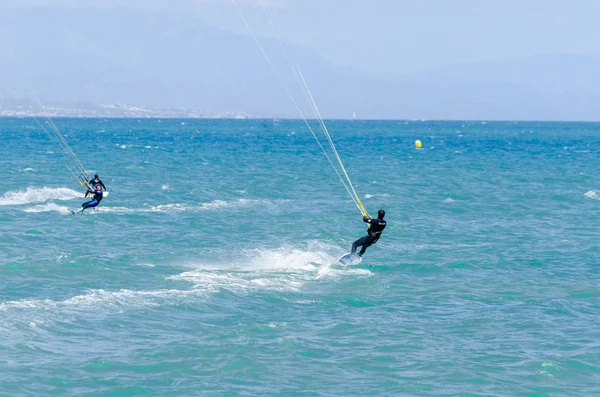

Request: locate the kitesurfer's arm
(99, 180), (107, 190)
(363, 216), (372, 223)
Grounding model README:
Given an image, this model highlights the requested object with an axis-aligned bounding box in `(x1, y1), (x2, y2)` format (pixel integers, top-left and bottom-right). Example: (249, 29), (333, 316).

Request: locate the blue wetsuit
(351, 216), (387, 257)
(81, 190), (103, 211)
(85, 177), (107, 197)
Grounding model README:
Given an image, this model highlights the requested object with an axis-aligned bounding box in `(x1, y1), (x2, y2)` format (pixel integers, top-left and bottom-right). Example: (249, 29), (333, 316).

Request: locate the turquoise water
(1, 118), (599, 396)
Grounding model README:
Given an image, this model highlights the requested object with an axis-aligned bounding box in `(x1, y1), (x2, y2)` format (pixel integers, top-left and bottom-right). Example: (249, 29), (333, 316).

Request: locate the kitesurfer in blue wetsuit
(85, 173), (107, 197)
(79, 184), (104, 212)
(351, 209), (387, 257)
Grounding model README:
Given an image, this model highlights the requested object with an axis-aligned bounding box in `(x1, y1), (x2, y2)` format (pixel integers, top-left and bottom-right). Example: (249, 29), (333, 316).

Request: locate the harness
(367, 219), (385, 243)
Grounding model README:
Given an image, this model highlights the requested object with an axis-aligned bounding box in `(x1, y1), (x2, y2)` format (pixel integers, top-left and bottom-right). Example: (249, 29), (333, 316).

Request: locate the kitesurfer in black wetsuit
(351, 209), (387, 257)
(85, 173), (107, 198)
(80, 184), (104, 212)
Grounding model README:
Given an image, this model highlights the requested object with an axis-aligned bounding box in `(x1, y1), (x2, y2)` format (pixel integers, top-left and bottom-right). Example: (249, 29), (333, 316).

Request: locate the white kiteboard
(82, 191), (109, 198)
(68, 208), (100, 215)
(337, 252), (363, 265)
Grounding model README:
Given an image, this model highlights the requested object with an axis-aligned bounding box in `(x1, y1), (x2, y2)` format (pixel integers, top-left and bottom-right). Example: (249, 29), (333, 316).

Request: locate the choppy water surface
(1, 118), (599, 396)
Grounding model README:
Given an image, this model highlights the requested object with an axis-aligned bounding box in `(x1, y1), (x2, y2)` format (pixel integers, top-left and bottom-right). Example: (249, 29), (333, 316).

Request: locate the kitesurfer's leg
(352, 236), (375, 257)
(80, 200), (98, 212)
(352, 236), (369, 255)
(358, 240), (373, 257)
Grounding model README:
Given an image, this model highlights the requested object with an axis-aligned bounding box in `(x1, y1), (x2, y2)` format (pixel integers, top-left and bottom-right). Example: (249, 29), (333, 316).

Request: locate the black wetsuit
(351, 216), (387, 257)
(90, 178), (106, 190)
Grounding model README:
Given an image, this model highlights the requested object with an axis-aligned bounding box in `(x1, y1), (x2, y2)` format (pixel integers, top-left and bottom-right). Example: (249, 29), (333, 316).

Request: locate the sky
(197, 0), (600, 75)
(1, 0), (600, 119)
(3, 0), (599, 76)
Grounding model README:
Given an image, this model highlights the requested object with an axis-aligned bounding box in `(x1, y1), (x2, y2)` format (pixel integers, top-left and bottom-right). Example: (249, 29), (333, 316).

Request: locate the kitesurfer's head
(378, 209), (385, 219)
(94, 173), (99, 178)
(96, 184), (102, 190)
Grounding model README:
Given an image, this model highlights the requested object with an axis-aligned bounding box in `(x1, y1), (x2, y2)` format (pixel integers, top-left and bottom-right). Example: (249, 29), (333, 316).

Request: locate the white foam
(161, 184), (170, 190)
(170, 242), (372, 293)
(23, 203), (72, 215)
(443, 197), (455, 203)
(535, 362), (563, 378)
(0, 244), (372, 327)
(135, 263), (156, 268)
(365, 193), (390, 199)
(292, 299), (321, 305)
(19, 168), (36, 172)
(0, 187), (82, 206)
(248, 243), (340, 271)
(584, 190), (600, 200)
(266, 322), (287, 329)
(99, 199), (277, 214)
(0, 288), (205, 315)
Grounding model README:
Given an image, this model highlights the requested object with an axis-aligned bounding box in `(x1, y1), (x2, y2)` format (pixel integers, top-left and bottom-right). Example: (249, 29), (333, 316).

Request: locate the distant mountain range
(1, 6), (599, 121)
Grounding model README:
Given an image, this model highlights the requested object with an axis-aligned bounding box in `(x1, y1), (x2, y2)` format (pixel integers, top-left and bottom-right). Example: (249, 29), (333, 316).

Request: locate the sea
(1, 118), (599, 396)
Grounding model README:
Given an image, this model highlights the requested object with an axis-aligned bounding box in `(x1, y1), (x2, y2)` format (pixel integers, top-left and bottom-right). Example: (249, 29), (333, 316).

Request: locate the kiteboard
(337, 252), (362, 265)
(82, 191), (109, 198)
(68, 208), (99, 215)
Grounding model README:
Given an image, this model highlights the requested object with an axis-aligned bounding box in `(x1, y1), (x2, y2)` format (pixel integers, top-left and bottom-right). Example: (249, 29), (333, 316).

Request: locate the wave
(23, 203), (73, 215)
(0, 243), (371, 329)
(0, 187), (82, 206)
(0, 288), (206, 321)
(19, 168), (36, 172)
(18, 198), (279, 215)
(364, 193), (391, 199)
(99, 199), (278, 214)
(584, 190), (599, 201)
(0, 286), (215, 334)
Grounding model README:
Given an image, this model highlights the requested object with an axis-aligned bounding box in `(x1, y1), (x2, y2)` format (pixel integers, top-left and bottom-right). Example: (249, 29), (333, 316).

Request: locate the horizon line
(1, 116), (599, 123)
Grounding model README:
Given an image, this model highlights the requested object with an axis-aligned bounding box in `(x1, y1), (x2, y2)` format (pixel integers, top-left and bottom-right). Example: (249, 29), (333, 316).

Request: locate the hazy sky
(3, 0), (599, 75)
(198, 0), (600, 75)
(1, 0), (600, 120)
